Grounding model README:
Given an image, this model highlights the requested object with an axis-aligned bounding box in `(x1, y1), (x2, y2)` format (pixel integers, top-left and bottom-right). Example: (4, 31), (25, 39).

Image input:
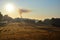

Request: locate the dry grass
(0, 23), (60, 40)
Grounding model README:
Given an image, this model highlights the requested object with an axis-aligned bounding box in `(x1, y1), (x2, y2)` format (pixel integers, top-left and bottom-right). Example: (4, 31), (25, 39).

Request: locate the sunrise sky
(0, 0), (60, 20)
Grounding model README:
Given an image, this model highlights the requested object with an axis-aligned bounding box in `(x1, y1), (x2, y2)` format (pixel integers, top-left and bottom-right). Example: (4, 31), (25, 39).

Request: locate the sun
(5, 3), (15, 12)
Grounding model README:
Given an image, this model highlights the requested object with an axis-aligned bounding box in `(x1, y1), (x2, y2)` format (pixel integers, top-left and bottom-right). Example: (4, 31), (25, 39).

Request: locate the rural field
(0, 23), (60, 40)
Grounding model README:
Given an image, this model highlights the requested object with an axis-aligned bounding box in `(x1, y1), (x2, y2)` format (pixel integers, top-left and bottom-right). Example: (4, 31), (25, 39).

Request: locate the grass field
(0, 23), (60, 40)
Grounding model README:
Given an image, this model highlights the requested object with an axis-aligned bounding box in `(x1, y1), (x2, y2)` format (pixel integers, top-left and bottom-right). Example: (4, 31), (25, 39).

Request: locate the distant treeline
(0, 12), (60, 27)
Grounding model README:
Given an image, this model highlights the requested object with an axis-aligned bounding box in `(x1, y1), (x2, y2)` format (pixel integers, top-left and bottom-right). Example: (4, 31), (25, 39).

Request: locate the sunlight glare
(5, 3), (15, 12)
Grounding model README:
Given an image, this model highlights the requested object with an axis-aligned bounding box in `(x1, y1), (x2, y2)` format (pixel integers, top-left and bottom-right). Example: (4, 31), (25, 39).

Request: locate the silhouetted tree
(13, 18), (21, 22)
(51, 18), (60, 27)
(0, 12), (3, 22)
(3, 15), (13, 22)
(43, 19), (51, 25)
(36, 20), (44, 26)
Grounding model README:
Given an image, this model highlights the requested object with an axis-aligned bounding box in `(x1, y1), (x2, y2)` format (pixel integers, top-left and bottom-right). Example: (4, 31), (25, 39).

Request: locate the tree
(0, 12), (3, 21)
(3, 15), (13, 22)
(43, 19), (51, 25)
(51, 18), (60, 27)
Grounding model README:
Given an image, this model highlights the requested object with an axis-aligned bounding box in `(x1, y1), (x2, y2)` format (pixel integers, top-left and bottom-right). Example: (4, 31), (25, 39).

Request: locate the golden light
(5, 3), (15, 12)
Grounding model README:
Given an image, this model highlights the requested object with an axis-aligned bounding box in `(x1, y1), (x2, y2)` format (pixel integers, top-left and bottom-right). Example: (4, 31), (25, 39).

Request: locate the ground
(0, 23), (60, 40)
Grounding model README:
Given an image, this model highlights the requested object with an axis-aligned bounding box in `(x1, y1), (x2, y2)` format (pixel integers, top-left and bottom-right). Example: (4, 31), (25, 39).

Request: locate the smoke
(19, 9), (31, 13)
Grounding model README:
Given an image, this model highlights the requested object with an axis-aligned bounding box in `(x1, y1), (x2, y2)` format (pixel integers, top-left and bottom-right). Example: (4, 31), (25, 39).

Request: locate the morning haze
(0, 0), (60, 40)
(0, 0), (60, 20)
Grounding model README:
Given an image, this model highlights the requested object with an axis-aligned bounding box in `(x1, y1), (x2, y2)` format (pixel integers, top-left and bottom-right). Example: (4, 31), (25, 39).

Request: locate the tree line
(0, 12), (60, 27)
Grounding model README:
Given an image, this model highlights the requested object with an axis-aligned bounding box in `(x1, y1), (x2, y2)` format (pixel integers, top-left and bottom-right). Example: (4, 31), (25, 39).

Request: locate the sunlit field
(0, 22), (60, 40)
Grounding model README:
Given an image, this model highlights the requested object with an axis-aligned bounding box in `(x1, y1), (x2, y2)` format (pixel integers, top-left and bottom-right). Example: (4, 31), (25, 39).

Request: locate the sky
(0, 0), (60, 20)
